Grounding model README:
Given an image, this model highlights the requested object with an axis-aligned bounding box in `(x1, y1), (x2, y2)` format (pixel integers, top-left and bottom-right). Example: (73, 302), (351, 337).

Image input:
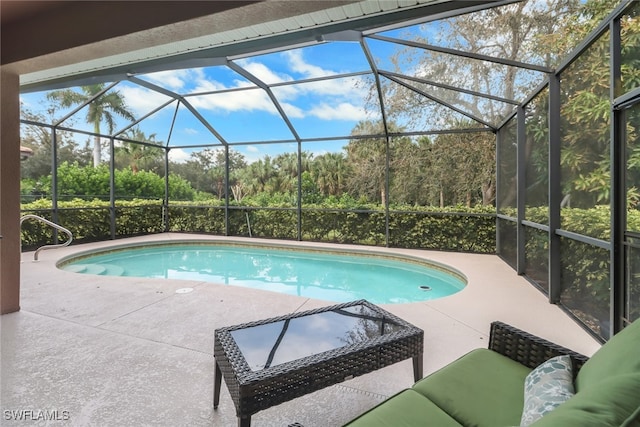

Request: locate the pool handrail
(20, 214), (73, 261)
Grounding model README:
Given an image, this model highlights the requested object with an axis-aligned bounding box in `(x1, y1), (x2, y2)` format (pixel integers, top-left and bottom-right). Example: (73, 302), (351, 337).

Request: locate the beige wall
(0, 70), (21, 313)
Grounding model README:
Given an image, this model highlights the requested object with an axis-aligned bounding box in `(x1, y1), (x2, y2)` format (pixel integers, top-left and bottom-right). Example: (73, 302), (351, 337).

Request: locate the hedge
(20, 199), (165, 250)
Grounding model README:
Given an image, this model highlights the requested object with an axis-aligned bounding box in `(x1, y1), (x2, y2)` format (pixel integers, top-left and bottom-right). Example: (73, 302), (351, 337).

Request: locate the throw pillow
(520, 355), (575, 426)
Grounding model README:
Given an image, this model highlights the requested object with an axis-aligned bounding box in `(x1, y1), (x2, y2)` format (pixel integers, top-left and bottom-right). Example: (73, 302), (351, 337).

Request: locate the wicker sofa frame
(488, 321), (590, 375)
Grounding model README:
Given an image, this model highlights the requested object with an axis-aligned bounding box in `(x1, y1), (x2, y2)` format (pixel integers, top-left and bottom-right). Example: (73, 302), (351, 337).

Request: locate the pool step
(100, 264), (125, 276)
(64, 264), (88, 273)
(64, 263), (125, 276)
(81, 264), (106, 275)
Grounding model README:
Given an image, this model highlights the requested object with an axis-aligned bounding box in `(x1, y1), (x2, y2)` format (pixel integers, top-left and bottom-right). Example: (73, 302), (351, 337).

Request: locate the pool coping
(56, 237), (469, 288)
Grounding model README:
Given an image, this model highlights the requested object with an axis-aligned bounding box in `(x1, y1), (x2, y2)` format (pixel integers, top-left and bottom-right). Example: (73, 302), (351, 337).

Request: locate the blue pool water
(60, 242), (466, 304)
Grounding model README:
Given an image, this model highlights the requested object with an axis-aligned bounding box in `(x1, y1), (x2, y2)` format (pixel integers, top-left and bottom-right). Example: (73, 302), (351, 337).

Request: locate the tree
(430, 128), (496, 207)
(310, 152), (350, 197)
(553, 0), (639, 208)
(388, 136), (432, 206)
(237, 156), (278, 196)
(380, 1), (582, 128)
(171, 148), (247, 199)
(47, 84), (136, 167)
(20, 106), (92, 188)
(345, 120), (416, 206)
(116, 128), (164, 174)
(345, 121), (389, 204)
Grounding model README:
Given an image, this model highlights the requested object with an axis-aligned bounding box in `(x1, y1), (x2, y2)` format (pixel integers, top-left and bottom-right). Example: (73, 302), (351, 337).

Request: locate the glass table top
(230, 303), (405, 371)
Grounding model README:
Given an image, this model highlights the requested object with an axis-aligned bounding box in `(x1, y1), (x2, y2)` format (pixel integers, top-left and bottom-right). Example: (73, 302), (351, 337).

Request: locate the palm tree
(47, 84), (136, 167)
(311, 152), (349, 196)
(118, 128), (164, 174)
(240, 156), (278, 195)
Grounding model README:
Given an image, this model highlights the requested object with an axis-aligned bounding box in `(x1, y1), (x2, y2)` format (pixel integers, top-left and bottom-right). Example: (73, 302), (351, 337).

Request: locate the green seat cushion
(344, 389), (462, 427)
(530, 374), (640, 427)
(412, 348), (531, 427)
(576, 318), (640, 391)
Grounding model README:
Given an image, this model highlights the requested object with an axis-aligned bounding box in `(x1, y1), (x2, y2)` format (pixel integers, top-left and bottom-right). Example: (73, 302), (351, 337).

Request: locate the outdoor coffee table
(213, 299), (424, 426)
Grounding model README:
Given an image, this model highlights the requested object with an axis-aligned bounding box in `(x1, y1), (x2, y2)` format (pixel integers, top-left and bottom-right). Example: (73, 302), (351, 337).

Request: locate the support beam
(548, 74), (562, 304)
(516, 106), (526, 275)
(0, 69), (21, 314)
(609, 17), (624, 336)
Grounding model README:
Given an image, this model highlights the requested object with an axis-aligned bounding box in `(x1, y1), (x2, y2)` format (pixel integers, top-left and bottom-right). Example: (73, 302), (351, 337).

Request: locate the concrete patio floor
(2, 233), (601, 426)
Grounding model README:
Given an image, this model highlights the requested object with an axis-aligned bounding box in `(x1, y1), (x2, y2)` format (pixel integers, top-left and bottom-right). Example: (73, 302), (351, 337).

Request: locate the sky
(21, 40), (393, 164)
(18, 2), (561, 165)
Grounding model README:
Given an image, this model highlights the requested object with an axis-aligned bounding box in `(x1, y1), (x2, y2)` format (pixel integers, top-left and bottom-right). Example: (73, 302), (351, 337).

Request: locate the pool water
(60, 243), (466, 304)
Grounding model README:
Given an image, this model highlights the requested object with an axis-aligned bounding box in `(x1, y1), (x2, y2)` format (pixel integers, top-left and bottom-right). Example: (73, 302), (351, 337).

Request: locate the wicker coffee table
(213, 299), (424, 427)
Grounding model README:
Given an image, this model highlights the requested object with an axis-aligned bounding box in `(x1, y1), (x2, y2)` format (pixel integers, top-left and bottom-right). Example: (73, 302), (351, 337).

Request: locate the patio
(2, 233), (600, 426)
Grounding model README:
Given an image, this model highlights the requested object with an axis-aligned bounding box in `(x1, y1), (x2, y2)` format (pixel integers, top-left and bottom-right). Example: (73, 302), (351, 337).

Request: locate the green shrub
(20, 199), (164, 249)
(25, 163), (196, 201)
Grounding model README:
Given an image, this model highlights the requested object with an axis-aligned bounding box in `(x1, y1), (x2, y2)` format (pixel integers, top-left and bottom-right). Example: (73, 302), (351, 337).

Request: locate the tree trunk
(482, 180), (495, 205)
(216, 180), (224, 199)
(93, 135), (101, 167)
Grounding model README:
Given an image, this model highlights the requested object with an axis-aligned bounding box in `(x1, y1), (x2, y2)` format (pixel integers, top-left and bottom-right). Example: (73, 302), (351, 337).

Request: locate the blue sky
(21, 40), (394, 164)
(19, 4), (557, 165)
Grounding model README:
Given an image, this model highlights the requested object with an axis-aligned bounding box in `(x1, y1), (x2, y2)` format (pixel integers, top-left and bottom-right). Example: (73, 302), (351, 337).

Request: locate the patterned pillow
(520, 355), (575, 426)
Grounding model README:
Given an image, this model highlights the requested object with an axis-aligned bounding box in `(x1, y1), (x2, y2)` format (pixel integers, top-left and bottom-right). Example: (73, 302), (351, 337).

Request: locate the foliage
(383, 1), (582, 125)
(20, 199), (165, 249)
(523, 204), (640, 325)
(552, 0), (640, 213)
(170, 148), (247, 198)
(426, 125), (496, 206)
(20, 106), (92, 181)
(21, 162), (196, 201)
(114, 128), (165, 174)
(345, 121), (391, 205)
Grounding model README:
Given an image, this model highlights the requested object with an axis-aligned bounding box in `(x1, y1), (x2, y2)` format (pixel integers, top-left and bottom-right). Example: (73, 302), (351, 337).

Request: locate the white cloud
(120, 86), (173, 117)
(142, 69), (197, 91)
(309, 102), (368, 121)
(299, 75), (366, 97)
(168, 148), (190, 163)
(283, 50), (335, 79)
(238, 60), (292, 85)
(132, 49), (370, 125)
(189, 88), (278, 115)
(280, 102), (304, 119)
(246, 146), (259, 153)
(184, 128), (199, 135)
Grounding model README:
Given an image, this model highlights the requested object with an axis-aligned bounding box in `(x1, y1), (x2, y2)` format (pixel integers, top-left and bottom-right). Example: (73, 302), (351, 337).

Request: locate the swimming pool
(58, 241), (466, 304)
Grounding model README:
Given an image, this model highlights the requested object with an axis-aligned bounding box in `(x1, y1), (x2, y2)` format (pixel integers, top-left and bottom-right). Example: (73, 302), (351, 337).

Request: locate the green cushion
(530, 374), (640, 426)
(576, 318), (640, 391)
(344, 389), (462, 427)
(621, 405), (640, 427)
(412, 348), (531, 427)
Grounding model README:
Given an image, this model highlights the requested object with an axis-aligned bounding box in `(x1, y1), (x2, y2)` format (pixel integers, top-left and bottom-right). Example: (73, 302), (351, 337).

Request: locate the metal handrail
(20, 214), (73, 261)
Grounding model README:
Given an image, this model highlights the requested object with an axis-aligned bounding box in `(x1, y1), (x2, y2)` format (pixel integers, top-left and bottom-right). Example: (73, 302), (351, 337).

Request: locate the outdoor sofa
(344, 319), (640, 426)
